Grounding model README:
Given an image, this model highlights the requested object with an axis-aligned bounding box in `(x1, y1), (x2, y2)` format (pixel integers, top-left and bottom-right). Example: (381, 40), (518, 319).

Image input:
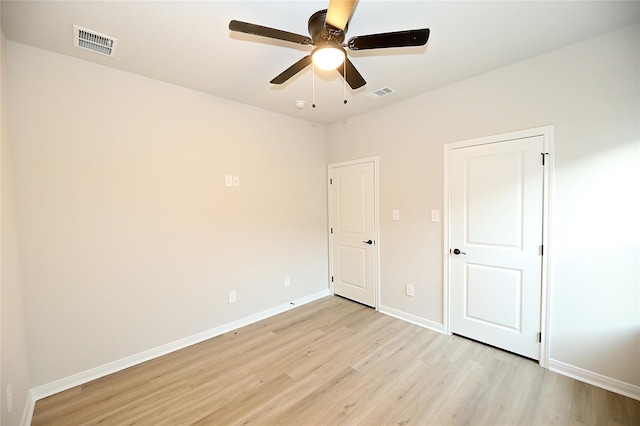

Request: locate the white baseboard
(24, 291), (638, 424)
(20, 390), (36, 426)
(29, 289), (330, 405)
(548, 359), (640, 401)
(378, 304), (445, 334)
(378, 306), (640, 402)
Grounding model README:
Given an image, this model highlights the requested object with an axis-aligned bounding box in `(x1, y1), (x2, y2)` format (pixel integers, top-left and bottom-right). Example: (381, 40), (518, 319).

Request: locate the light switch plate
(232, 176), (240, 186)
(431, 210), (440, 223)
(392, 210), (400, 221)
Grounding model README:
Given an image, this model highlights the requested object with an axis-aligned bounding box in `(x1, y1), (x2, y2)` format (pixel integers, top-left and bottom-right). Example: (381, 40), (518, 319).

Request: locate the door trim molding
(443, 126), (554, 367)
(328, 156), (380, 309)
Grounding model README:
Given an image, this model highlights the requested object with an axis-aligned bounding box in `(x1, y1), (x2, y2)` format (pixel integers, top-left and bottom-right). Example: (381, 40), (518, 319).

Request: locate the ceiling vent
(73, 25), (118, 57)
(365, 86), (396, 100)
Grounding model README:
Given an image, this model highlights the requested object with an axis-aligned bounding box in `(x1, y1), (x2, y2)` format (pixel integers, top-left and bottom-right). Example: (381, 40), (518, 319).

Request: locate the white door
(329, 160), (377, 307)
(449, 135), (544, 360)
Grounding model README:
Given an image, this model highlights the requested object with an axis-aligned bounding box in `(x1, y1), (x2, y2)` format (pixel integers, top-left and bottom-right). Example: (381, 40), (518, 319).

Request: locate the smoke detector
(73, 25), (118, 57)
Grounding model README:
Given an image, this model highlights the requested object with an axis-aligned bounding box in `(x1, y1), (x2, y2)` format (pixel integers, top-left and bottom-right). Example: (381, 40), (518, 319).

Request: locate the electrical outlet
(284, 276), (290, 287)
(6, 384), (13, 413)
(225, 175), (233, 187)
(406, 284), (415, 297)
(232, 176), (240, 186)
(228, 290), (237, 304)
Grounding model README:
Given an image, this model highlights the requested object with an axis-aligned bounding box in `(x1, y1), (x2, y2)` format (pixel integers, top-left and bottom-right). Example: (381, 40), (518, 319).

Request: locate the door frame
(328, 156), (380, 309)
(443, 126), (554, 367)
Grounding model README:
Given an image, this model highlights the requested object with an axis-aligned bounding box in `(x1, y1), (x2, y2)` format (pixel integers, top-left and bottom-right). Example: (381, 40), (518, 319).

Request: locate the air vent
(73, 25), (118, 57)
(365, 86), (396, 100)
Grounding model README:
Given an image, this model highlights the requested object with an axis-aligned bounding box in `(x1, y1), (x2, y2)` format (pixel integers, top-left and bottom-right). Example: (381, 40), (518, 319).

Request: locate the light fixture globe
(311, 45), (345, 70)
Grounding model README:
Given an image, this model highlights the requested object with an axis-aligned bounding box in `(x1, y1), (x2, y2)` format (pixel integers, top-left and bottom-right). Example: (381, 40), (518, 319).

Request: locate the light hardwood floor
(33, 296), (639, 425)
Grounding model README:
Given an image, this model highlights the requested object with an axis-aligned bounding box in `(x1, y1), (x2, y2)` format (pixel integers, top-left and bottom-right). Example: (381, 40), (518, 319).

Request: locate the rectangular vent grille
(73, 25), (118, 57)
(366, 86), (397, 100)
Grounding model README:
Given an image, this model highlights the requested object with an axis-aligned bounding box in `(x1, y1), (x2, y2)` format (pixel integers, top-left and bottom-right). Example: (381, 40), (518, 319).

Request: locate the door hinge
(331, 276), (334, 282)
(330, 227), (333, 234)
(540, 244), (544, 255)
(541, 152), (549, 166)
(537, 332), (542, 343)
(329, 178), (333, 185)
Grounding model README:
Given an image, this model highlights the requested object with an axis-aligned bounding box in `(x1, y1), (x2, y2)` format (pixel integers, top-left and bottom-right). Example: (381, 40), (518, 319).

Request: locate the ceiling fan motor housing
(308, 9), (345, 46)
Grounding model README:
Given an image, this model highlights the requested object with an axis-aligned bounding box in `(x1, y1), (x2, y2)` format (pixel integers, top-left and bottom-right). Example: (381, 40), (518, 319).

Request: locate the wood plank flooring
(32, 296), (640, 425)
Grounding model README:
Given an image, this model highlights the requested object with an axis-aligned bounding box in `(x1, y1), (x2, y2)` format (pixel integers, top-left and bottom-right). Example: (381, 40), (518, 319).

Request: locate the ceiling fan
(228, 0), (430, 90)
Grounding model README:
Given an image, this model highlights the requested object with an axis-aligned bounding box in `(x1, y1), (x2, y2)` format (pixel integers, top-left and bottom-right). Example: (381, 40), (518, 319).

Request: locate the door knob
(362, 240), (373, 245)
(452, 248), (466, 255)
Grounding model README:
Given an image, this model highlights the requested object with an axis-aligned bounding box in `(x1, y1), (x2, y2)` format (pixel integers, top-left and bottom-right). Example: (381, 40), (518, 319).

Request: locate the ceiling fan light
(312, 46), (345, 70)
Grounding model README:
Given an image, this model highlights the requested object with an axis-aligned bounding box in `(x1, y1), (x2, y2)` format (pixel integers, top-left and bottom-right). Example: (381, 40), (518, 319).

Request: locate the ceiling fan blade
(229, 20), (312, 45)
(325, 0), (356, 30)
(270, 55), (313, 84)
(336, 57), (366, 89)
(348, 28), (430, 50)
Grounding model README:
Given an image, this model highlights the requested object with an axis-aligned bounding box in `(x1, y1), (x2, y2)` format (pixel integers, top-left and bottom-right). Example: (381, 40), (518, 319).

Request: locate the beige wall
(2, 21), (638, 420)
(327, 24), (639, 388)
(1, 26), (31, 426)
(8, 42), (328, 387)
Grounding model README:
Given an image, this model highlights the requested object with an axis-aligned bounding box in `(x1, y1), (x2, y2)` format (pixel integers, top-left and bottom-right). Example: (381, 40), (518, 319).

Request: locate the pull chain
(343, 60), (347, 104)
(312, 62), (316, 108)
(311, 61), (348, 108)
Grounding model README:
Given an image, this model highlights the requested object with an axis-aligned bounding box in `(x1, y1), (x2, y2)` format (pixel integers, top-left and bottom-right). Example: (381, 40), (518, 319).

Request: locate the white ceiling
(2, 1), (639, 125)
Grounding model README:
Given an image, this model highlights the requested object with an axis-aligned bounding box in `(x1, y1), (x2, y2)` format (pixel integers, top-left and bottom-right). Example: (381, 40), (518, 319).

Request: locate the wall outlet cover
(6, 384), (13, 413)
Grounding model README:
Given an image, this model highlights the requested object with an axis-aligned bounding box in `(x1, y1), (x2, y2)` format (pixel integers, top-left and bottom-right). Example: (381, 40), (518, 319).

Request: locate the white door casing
(329, 158), (378, 308)
(445, 127), (553, 364)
